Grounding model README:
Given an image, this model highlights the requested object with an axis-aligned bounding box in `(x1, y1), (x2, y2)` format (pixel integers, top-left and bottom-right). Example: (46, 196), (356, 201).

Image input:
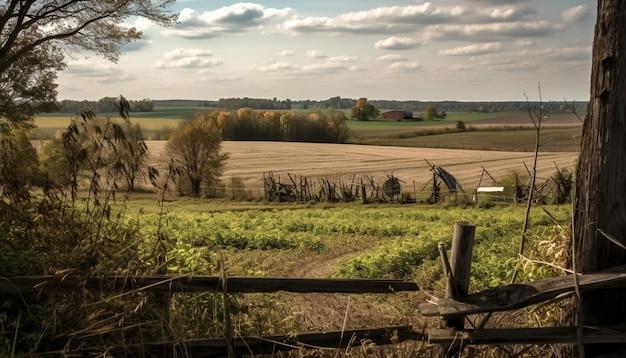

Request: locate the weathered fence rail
(95, 326), (423, 357)
(1, 275), (419, 296)
(420, 265), (626, 318)
(428, 327), (626, 346)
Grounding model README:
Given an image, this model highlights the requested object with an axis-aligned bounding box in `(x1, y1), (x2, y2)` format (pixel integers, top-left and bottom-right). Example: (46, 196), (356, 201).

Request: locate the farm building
(381, 110), (419, 121)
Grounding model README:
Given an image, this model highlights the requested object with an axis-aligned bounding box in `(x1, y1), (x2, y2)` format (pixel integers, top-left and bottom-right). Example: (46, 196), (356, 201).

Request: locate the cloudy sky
(58, 0), (595, 101)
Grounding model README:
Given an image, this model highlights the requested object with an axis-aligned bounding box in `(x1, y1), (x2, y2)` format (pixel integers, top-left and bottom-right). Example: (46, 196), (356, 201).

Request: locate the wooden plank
(86, 326), (423, 357)
(1, 276), (419, 296)
(476, 187), (504, 193)
(428, 327), (626, 346)
(420, 266), (626, 318)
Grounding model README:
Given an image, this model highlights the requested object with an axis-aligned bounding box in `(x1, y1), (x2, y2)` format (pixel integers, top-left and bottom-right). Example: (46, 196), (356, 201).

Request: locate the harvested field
(359, 127), (582, 152)
(146, 141), (578, 190)
(472, 112), (582, 127)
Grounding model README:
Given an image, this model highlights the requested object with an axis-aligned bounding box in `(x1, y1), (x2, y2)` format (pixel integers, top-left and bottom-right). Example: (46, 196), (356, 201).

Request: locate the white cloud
(164, 48), (213, 60)
(375, 36), (422, 50)
(306, 50), (327, 59)
(253, 60), (360, 76)
(163, 3), (294, 39)
(423, 21), (556, 41)
(278, 50), (294, 57)
(328, 55), (358, 63)
(486, 7), (535, 21)
(387, 61), (422, 73)
(282, 2), (467, 35)
(532, 46), (591, 61)
(154, 48), (222, 69)
(125, 16), (155, 32)
(376, 54), (407, 62)
(254, 62), (295, 72)
(438, 42), (502, 56)
(64, 58), (135, 82)
(561, 5), (588, 23)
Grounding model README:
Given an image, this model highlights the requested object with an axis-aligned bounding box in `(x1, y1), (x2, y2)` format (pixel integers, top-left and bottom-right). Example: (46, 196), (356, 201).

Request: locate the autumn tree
(0, 0), (176, 126)
(574, 1), (626, 356)
(167, 116), (229, 198)
(351, 97), (379, 121)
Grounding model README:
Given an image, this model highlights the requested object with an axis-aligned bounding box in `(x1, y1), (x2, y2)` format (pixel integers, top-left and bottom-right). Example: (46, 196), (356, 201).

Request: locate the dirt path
(295, 251), (364, 278)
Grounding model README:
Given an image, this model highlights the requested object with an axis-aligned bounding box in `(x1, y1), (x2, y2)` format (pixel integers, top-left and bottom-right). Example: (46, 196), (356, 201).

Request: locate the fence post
(514, 174), (519, 206)
(440, 221), (475, 357)
(220, 265), (235, 358)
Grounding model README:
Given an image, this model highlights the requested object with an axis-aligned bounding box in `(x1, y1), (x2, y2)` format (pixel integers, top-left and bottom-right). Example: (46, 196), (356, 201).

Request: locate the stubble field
(145, 141), (578, 191)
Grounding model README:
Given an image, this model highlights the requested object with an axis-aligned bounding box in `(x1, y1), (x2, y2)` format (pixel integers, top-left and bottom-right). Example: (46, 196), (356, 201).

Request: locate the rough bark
(574, 1), (626, 355)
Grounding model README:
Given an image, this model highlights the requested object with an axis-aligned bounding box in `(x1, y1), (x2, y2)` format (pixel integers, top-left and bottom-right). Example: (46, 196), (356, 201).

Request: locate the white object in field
(476, 187), (504, 193)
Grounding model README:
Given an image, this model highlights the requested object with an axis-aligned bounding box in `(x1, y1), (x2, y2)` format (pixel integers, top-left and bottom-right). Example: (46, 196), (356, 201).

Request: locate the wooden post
(440, 222), (476, 357)
(220, 265), (235, 358)
(361, 178), (368, 204)
(514, 173), (519, 206)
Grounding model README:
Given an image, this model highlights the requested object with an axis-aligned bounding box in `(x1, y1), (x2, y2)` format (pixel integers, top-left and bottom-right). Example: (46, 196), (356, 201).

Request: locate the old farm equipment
(472, 167), (504, 203)
(421, 160), (466, 204)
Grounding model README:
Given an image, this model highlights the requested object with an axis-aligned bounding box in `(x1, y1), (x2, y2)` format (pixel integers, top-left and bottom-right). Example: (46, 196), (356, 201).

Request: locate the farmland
(120, 201), (571, 336)
(357, 127), (582, 152)
(144, 141), (578, 190)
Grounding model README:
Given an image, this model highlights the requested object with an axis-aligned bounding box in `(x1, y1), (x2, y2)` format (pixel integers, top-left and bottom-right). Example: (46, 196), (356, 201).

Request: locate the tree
(0, 0), (176, 125)
(167, 116), (228, 198)
(573, 1), (626, 356)
(423, 106), (436, 121)
(351, 98), (379, 121)
(0, 128), (39, 202)
(0, 29), (62, 127)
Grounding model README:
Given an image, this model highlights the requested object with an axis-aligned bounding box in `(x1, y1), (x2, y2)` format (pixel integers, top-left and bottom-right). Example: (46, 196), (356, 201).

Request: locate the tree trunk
(190, 177), (201, 197)
(574, 1), (626, 355)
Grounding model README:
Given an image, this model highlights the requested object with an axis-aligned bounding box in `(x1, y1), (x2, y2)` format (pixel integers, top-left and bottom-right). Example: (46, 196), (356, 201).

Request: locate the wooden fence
(3, 274), (420, 357)
(7, 221), (626, 357)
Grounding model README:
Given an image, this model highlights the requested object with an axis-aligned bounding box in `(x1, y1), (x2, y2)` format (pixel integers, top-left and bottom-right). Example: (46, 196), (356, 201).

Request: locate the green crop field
(117, 199), (570, 337)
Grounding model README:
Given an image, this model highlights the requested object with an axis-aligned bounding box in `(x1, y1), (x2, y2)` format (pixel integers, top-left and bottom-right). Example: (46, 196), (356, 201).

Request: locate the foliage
(117, 108), (148, 191)
(351, 98), (379, 121)
(0, 1), (175, 125)
(212, 108), (349, 143)
(126, 203), (571, 289)
(423, 106), (446, 121)
(456, 120), (466, 131)
(0, 30), (63, 127)
(167, 116), (229, 197)
(217, 97), (292, 110)
(57, 97), (154, 113)
(0, 109), (168, 354)
(0, 128), (40, 200)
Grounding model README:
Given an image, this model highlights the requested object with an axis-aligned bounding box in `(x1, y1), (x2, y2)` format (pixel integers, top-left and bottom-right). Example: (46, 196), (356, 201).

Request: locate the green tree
(0, 1), (176, 126)
(167, 116), (229, 197)
(423, 106), (437, 121)
(351, 98), (379, 121)
(0, 128), (39, 201)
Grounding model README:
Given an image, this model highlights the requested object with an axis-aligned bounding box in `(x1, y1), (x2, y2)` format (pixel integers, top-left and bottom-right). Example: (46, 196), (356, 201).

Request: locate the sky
(57, 0), (596, 102)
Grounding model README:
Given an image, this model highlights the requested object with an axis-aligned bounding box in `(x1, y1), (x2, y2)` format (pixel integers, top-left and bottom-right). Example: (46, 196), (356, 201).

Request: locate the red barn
(382, 110), (414, 121)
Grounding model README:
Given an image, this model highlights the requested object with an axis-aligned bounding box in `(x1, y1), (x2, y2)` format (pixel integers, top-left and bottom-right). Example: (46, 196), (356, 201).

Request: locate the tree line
(56, 97), (154, 113)
(149, 98), (589, 114)
(210, 108), (349, 143)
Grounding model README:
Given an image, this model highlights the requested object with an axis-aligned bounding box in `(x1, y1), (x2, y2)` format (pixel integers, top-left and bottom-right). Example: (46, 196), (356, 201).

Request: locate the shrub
(456, 120), (466, 131)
